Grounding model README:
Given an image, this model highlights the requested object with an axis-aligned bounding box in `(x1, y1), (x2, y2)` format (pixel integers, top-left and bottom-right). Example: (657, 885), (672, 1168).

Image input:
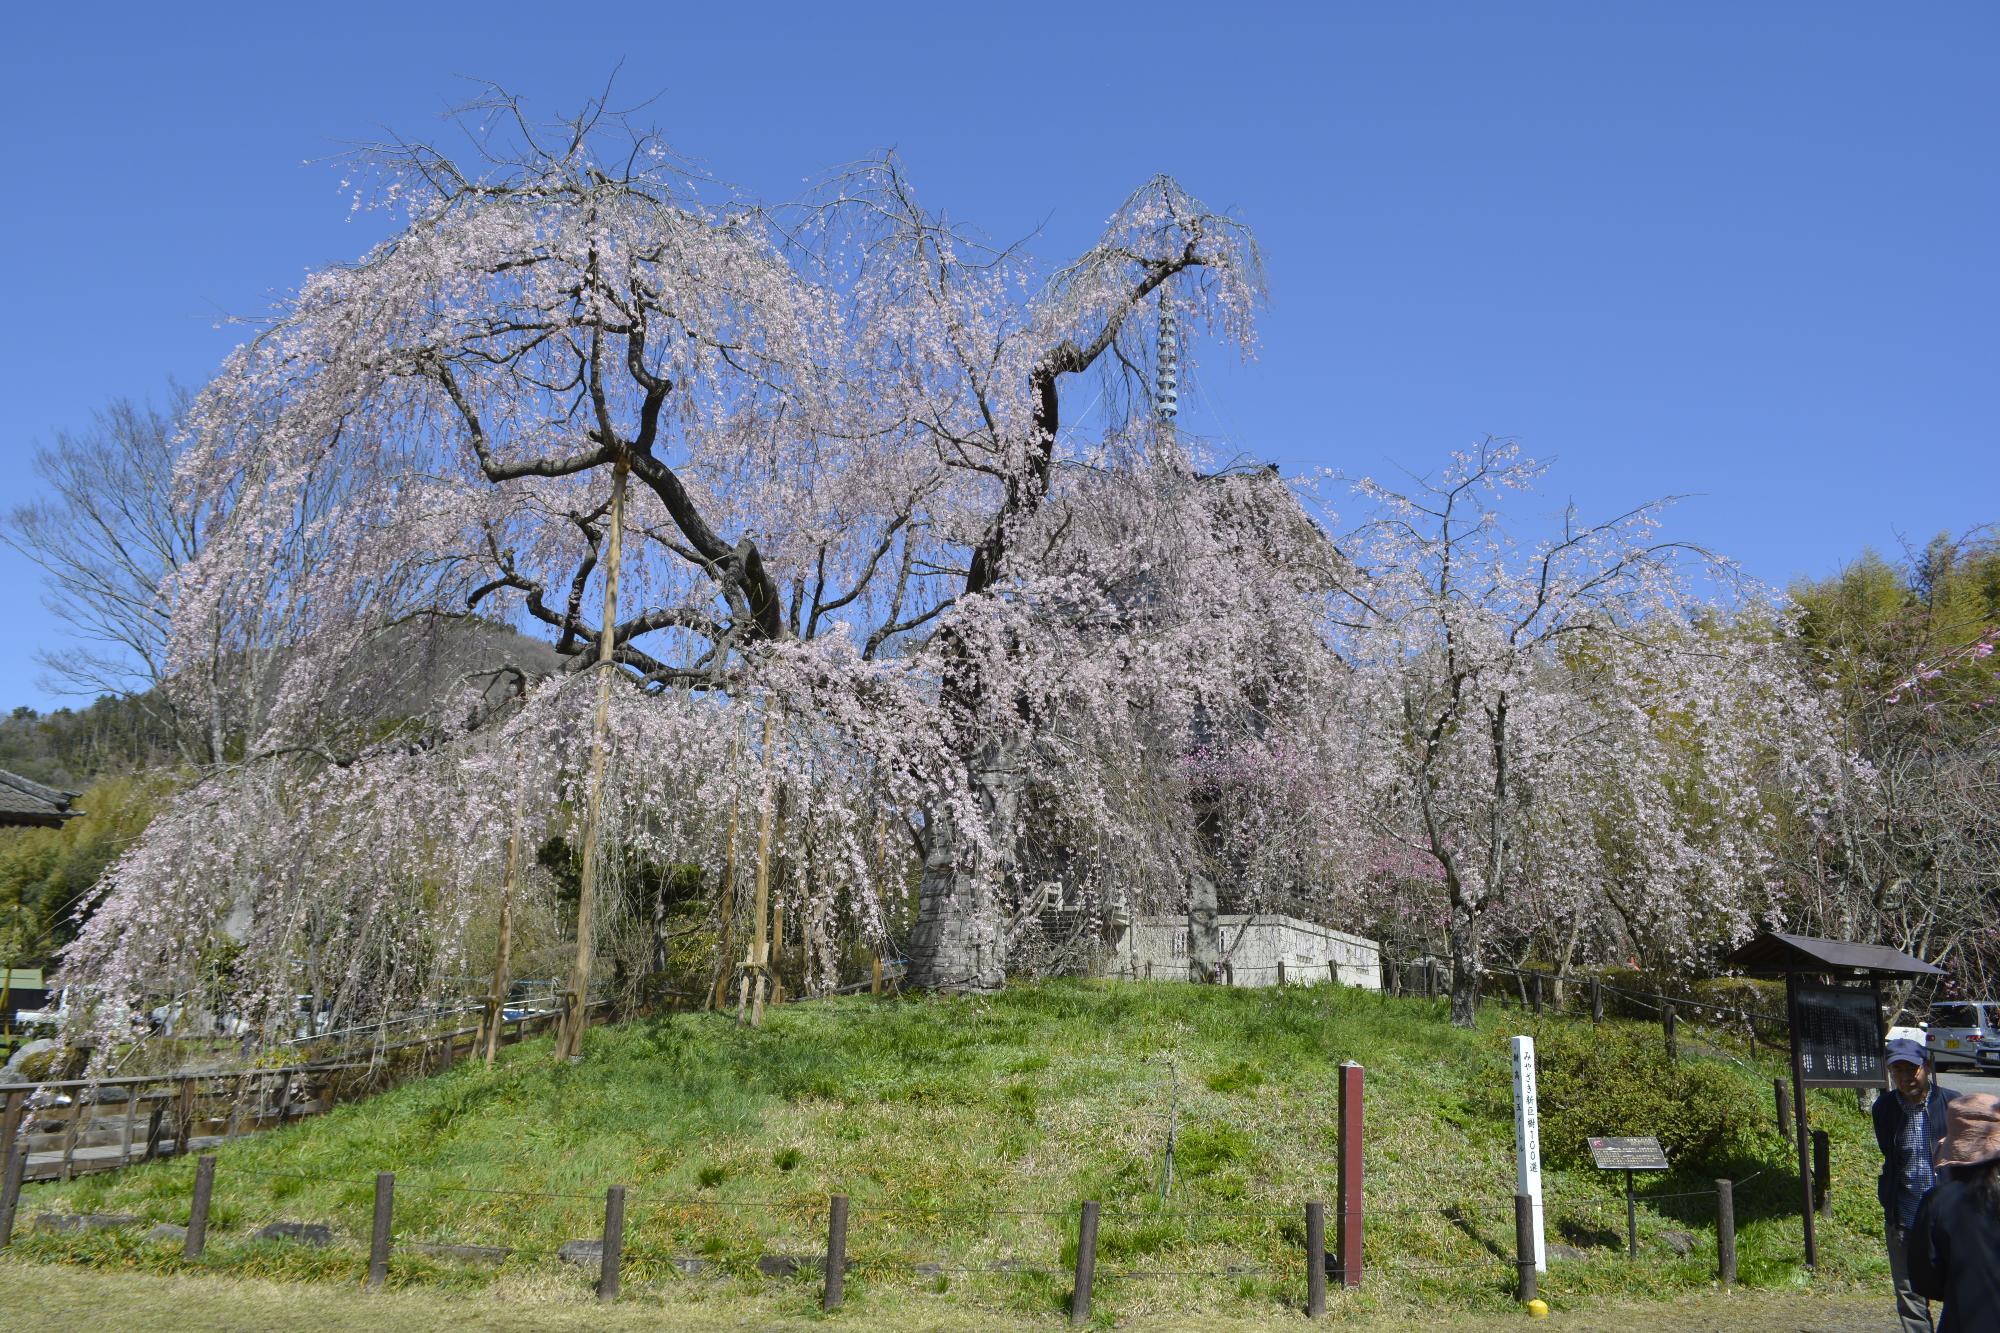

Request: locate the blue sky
(2, 2), (1994, 711)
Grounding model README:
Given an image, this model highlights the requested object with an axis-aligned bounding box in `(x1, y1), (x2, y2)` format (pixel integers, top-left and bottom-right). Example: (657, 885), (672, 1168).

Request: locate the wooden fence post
(58, 1095), (85, 1181)
(185, 1154), (216, 1259)
(1591, 977), (1604, 1024)
(1336, 1061), (1364, 1287)
(1305, 1200), (1327, 1318)
(0, 1089), (23, 1178)
(1070, 1200), (1100, 1326)
(1531, 974), (1543, 1016)
(1774, 1079), (1793, 1143)
(1715, 1178), (1736, 1285)
(173, 1078), (195, 1157)
(1278, 960), (1287, 987)
(598, 1184), (625, 1301)
(1812, 1130), (1831, 1217)
(1514, 1193), (1537, 1303)
(824, 1194), (849, 1311)
(0, 1143), (25, 1248)
(1221, 962), (1233, 987)
(1328, 960), (1340, 987)
(1663, 1004), (1678, 1063)
(120, 1089), (138, 1165)
(368, 1171), (395, 1288)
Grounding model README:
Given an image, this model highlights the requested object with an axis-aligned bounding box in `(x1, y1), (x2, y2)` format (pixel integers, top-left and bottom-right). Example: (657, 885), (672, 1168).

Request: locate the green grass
(9, 980), (1891, 1324)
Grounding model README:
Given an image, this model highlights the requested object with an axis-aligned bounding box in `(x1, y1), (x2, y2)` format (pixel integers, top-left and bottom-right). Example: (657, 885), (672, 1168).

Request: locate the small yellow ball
(1526, 1298), (1550, 1318)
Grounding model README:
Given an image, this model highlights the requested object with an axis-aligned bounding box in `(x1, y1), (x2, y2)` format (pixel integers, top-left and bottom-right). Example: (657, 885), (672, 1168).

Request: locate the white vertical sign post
(1510, 1034), (1547, 1273)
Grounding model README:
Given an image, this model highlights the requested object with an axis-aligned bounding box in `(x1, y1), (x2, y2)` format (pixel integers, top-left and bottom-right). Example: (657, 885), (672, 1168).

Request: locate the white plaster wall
(1108, 914), (1382, 989)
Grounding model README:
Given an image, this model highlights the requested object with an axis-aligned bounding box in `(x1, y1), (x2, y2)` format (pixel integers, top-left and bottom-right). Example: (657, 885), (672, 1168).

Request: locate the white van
(1927, 1000), (1998, 1069)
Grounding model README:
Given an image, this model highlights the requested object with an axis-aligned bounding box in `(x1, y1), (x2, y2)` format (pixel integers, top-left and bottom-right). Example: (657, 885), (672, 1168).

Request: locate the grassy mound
(9, 980), (1885, 1323)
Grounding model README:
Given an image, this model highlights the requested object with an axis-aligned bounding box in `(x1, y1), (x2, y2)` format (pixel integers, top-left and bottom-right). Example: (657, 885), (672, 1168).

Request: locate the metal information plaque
(1789, 978), (1885, 1088)
(1587, 1137), (1669, 1171)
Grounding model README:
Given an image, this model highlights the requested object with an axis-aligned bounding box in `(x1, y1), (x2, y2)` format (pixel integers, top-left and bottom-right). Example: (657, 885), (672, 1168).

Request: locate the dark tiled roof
(0, 767), (81, 828)
(1723, 931), (1942, 979)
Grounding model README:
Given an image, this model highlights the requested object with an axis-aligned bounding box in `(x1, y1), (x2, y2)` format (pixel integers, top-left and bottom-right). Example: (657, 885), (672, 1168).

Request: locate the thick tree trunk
(906, 736), (1021, 991)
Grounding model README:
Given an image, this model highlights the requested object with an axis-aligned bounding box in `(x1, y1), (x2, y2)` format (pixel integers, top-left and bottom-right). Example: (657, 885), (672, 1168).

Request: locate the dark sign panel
(1587, 1136), (1669, 1171)
(1789, 978), (1884, 1087)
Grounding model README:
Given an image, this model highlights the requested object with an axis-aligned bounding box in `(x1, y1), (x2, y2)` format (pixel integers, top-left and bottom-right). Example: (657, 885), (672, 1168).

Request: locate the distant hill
(2, 617), (571, 787)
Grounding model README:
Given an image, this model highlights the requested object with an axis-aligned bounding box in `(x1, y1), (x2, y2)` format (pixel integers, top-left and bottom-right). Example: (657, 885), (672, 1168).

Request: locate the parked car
(1927, 1000), (1998, 1069)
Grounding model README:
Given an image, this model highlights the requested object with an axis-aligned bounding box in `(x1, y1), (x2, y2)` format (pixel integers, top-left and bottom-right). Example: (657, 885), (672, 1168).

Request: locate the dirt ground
(0, 1260), (1894, 1331)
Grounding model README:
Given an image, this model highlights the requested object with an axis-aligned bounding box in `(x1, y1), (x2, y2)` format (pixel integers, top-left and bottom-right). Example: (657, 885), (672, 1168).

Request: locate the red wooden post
(1335, 1061), (1364, 1286)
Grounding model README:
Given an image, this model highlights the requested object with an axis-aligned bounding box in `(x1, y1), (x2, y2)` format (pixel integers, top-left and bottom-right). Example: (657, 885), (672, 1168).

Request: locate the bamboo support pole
(557, 459), (628, 1061)
(742, 704), (778, 1028)
(708, 726), (744, 1011)
(484, 751), (528, 1065)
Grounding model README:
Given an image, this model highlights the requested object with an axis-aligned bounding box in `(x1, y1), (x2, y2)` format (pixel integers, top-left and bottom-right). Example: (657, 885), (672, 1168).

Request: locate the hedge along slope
(10, 981), (1886, 1322)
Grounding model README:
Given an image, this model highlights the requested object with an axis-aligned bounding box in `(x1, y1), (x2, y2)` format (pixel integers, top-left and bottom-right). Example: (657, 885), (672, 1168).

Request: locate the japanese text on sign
(1790, 979), (1884, 1088)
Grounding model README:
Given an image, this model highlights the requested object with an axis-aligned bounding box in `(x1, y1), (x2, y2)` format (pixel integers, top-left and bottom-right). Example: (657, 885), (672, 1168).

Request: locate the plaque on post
(1588, 1136), (1668, 1258)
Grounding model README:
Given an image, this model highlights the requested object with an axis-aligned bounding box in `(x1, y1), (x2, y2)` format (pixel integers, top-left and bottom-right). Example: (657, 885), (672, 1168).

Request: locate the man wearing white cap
(1874, 1036), (1959, 1333)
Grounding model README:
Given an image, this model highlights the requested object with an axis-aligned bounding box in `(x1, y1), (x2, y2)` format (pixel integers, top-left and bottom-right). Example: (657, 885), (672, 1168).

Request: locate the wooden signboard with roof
(1722, 932), (1942, 1272)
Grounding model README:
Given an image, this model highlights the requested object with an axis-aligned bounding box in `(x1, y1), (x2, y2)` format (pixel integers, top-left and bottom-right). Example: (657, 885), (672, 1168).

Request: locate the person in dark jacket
(1874, 1037), (1958, 1333)
(1909, 1091), (2000, 1333)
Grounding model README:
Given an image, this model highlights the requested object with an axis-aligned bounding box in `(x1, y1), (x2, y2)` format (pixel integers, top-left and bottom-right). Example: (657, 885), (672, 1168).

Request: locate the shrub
(1532, 1024), (1761, 1172)
(1687, 976), (1786, 1023)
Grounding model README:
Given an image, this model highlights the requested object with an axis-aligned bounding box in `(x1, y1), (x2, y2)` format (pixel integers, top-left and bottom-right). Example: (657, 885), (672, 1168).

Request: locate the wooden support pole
(1625, 1169), (1638, 1258)
(1789, 976), (1817, 1271)
(1328, 960), (1339, 986)
(1531, 974), (1543, 1016)
(1070, 1200), (1100, 1326)
(598, 1184), (625, 1302)
(1336, 1061), (1364, 1286)
(484, 752), (527, 1065)
(871, 955), (883, 996)
(1663, 1003), (1679, 1063)
(710, 726), (745, 1013)
(186, 1155), (216, 1259)
(1812, 1130), (1831, 1217)
(823, 1194), (849, 1312)
(1514, 1193), (1537, 1303)
(1305, 1200), (1327, 1318)
(1774, 1078), (1793, 1143)
(143, 1098), (166, 1162)
(1715, 1178), (1736, 1286)
(368, 1171), (395, 1289)
(744, 705), (779, 1029)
